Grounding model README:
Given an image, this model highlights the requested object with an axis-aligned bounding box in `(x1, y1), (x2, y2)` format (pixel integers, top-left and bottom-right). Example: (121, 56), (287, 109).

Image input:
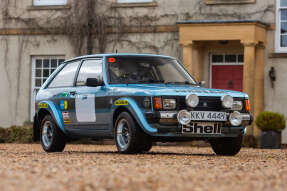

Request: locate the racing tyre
(115, 112), (151, 154)
(40, 115), (66, 152)
(137, 136), (153, 153)
(210, 134), (243, 156)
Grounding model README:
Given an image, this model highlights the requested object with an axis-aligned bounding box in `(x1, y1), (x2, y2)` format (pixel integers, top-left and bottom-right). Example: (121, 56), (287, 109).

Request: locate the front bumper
(145, 111), (252, 138)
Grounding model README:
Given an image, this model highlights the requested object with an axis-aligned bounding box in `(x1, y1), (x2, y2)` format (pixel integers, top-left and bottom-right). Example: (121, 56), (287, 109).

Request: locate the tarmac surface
(0, 144), (286, 191)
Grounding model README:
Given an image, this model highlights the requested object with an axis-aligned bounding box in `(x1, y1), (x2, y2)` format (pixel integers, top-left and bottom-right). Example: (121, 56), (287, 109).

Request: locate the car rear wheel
(115, 112), (152, 154)
(209, 134), (243, 156)
(40, 115), (66, 152)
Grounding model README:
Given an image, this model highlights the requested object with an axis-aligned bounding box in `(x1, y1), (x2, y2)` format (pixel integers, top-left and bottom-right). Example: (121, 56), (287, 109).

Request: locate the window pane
(212, 55), (223, 63)
(117, 0), (153, 3)
(238, 55), (244, 62)
(43, 69), (50, 77)
(59, 59), (65, 66)
(281, 0), (287, 7)
(36, 79), (41, 87)
(51, 59), (57, 68)
(225, 55), (236, 63)
(76, 60), (102, 86)
(36, 59), (42, 68)
(49, 61), (80, 88)
(281, 22), (287, 34)
(43, 59), (49, 68)
(33, 0), (67, 6)
(281, 9), (287, 21)
(281, 35), (287, 47)
(36, 69), (42, 77)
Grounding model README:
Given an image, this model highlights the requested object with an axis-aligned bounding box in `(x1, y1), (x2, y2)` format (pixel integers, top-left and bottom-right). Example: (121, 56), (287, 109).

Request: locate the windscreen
(107, 56), (197, 85)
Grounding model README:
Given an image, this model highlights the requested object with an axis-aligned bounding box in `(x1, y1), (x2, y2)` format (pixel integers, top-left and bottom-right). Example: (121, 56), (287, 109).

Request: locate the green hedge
(255, 111), (286, 132)
(0, 126), (33, 143)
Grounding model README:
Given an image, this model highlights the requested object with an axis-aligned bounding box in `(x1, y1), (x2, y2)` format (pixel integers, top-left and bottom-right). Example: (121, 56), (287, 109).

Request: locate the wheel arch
(112, 98), (157, 135)
(35, 101), (67, 138)
(33, 109), (51, 141)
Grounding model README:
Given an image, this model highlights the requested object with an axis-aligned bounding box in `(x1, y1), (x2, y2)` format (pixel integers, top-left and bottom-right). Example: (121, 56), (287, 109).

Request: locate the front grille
(178, 96), (222, 111)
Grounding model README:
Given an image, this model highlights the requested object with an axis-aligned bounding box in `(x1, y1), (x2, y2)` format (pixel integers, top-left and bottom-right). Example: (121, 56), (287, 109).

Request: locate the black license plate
(182, 123), (222, 134)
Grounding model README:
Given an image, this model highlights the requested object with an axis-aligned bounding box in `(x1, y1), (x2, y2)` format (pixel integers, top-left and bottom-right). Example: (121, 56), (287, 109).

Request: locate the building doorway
(211, 54), (244, 92)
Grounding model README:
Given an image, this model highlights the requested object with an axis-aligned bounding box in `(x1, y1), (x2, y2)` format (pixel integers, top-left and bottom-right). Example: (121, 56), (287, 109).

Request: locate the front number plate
(190, 111), (227, 121)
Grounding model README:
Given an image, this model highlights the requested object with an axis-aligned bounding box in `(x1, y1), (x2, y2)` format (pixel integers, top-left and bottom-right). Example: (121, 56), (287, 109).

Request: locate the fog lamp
(186, 94), (199, 108)
(229, 111), (242, 126)
(221, 95), (233, 109)
(177, 110), (191, 125)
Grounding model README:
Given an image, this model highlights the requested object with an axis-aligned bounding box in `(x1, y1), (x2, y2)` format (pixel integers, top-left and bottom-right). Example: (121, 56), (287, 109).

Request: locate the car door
(73, 58), (109, 131)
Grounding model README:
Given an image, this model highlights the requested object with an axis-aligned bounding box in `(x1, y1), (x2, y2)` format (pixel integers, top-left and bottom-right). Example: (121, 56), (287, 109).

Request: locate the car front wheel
(209, 134), (243, 156)
(40, 115), (66, 152)
(115, 112), (152, 154)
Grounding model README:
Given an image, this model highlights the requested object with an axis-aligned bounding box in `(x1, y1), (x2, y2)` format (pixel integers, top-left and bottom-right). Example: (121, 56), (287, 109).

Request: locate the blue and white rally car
(33, 54), (252, 155)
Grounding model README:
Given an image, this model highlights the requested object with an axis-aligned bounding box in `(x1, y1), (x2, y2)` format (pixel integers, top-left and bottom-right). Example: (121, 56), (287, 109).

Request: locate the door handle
(70, 91), (77, 96)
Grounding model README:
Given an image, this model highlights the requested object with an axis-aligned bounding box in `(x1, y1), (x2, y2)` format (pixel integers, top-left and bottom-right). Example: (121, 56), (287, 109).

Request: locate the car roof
(65, 53), (175, 63)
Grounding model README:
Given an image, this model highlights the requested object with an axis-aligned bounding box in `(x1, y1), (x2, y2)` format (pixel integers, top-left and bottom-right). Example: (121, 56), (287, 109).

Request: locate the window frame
(75, 58), (104, 87)
(276, 0), (287, 52)
(33, 0), (68, 6)
(31, 56), (65, 121)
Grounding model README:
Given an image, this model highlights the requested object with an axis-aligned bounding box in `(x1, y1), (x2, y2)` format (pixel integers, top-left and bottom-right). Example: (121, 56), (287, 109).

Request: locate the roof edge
(176, 20), (269, 27)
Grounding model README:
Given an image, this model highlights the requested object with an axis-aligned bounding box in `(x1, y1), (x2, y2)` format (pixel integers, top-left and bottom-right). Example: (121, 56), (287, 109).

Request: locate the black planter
(260, 131), (282, 149)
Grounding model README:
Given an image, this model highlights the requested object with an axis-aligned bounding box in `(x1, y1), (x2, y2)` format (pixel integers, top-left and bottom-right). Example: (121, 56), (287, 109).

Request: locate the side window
(76, 59), (103, 86)
(49, 61), (80, 88)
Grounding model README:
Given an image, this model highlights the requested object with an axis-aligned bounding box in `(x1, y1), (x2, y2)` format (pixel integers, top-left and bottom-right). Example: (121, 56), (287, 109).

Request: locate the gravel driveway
(0, 144), (286, 191)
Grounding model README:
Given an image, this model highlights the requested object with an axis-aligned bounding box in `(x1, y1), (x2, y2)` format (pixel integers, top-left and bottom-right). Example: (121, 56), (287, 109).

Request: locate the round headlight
(186, 94), (199, 108)
(177, 110), (191, 125)
(229, 111), (242, 126)
(221, 95), (234, 108)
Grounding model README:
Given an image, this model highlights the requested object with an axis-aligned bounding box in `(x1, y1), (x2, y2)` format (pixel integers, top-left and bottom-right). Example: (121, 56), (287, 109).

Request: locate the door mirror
(199, 81), (206, 87)
(86, 78), (104, 87)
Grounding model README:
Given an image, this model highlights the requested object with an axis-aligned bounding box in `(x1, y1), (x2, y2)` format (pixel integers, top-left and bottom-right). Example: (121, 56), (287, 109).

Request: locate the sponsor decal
(62, 111), (71, 124)
(114, 100), (128, 106)
(38, 103), (48, 109)
(60, 100), (68, 110)
(61, 92), (70, 97)
(182, 123), (222, 134)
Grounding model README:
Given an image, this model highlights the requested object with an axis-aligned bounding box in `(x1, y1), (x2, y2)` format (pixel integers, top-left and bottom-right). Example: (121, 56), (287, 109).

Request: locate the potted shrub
(255, 111), (286, 149)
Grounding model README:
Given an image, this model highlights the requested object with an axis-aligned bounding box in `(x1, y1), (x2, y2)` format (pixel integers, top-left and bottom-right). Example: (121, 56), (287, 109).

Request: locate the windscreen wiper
(137, 79), (165, 83)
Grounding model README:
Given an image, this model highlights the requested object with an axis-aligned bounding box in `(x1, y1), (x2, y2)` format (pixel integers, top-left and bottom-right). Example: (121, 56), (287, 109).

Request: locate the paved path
(0, 144), (286, 191)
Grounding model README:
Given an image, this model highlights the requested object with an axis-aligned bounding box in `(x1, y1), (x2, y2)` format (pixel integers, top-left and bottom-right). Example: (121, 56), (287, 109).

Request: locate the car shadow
(64, 150), (216, 157)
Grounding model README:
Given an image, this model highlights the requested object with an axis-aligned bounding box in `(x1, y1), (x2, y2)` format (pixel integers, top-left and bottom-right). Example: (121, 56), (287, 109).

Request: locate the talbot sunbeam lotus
(33, 54), (253, 156)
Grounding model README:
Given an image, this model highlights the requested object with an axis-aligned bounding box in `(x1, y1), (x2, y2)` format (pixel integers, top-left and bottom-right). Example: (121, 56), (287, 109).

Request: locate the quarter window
(276, 0), (287, 52)
(49, 61), (80, 88)
(33, 0), (67, 6)
(76, 60), (103, 86)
